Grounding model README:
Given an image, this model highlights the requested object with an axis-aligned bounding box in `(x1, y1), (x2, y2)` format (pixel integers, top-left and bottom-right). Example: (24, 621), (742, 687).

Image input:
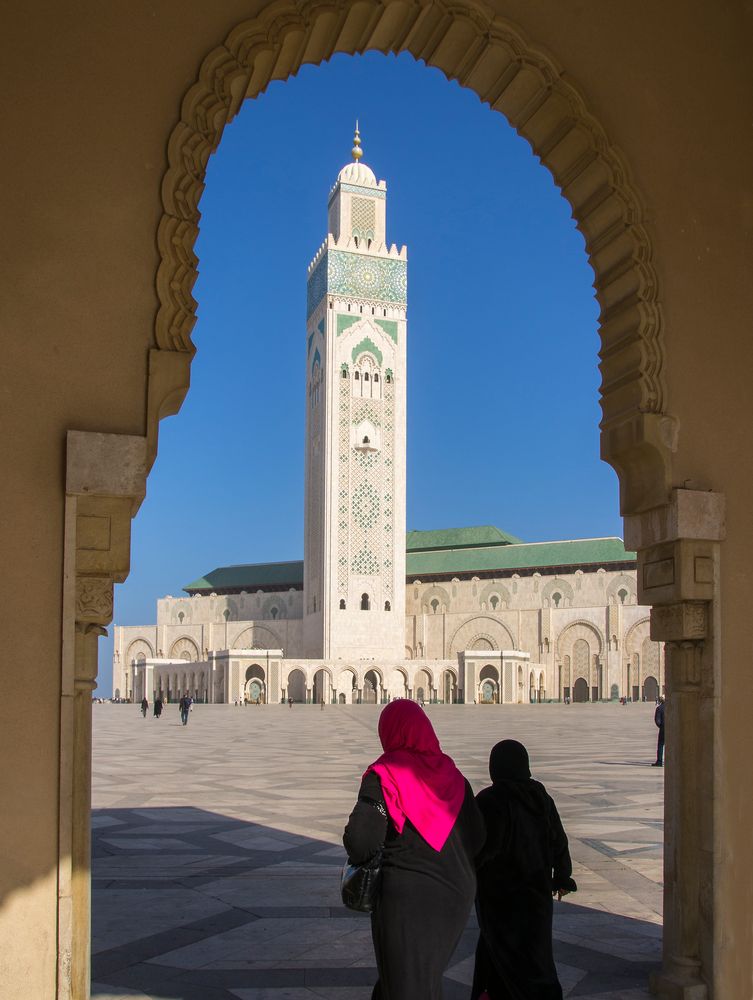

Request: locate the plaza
(91, 703), (663, 999)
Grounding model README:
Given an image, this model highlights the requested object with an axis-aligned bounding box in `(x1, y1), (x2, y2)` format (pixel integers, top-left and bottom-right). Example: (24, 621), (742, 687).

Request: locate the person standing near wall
(140, 697), (148, 718)
(652, 696), (665, 767)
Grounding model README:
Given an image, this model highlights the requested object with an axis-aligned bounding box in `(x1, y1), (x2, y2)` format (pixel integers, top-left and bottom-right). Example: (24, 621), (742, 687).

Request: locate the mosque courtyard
(91, 703), (663, 1000)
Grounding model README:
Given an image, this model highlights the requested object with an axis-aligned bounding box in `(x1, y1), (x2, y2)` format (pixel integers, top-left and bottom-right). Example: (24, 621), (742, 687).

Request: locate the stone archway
(61, 7), (728, 1000)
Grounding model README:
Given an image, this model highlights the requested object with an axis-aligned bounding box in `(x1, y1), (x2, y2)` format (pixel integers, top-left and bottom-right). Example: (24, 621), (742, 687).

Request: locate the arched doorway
(643, 675), (659, 702)
(363, 669), (381, 704)
(51, 8), (696, 998)
(414, 668), (432, 705)
(338, 669), (357, 705)
(244, 664), (265, 704)
(287, 669), (306, 703)
(313, 668), (331, 705)
(573, 677), (589, 703)
(479, 665), (499, 704)
(442, 669), (458, 704)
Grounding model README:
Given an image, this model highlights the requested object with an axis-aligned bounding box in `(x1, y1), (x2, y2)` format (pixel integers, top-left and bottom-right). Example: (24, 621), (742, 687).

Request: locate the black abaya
(344, 769), (485, 1000)
(471, 778), (574, 1000)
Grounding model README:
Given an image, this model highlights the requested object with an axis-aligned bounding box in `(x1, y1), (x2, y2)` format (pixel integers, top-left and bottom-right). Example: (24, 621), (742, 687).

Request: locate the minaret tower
(303, 126), (407, 661)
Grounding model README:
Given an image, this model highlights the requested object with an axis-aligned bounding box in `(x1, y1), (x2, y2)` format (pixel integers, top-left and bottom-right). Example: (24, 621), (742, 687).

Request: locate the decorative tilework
(307, 332), (315, 355)
(317, 319), (325, 336)
(352, 483), (380, 529)
(311, 348), (321, 374)
(374, 318), (398, 343)
(337, 182), (386, 199)
(336, 314), (360, 337)
(351, 197), (376, 241)
(328, 251), (406, 305)
(352, 337), (383, 367)
(306, 254), (327, 318)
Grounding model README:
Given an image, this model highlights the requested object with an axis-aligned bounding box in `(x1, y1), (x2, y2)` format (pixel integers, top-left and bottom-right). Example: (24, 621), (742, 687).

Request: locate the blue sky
(98, 52), (619, 695)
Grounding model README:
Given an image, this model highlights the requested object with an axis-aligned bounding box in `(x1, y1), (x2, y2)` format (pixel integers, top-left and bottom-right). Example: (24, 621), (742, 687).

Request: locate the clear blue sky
(98, 52), (620, 695)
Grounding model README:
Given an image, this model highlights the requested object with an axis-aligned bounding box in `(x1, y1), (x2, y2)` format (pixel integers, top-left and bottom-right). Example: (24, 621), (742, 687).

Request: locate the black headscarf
(489, 739), (531, 783)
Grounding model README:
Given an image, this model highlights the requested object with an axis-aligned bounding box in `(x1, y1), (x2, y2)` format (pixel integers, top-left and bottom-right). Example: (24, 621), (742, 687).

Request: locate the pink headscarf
(365, 700), (466, 852)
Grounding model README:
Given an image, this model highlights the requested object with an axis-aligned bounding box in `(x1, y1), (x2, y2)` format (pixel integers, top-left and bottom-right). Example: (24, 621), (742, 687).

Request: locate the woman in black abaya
(343, 700), (485, 1000)
(471, 740), (577, 1000)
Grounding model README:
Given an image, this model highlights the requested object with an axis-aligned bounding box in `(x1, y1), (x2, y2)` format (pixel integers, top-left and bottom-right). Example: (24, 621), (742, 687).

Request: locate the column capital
(651, 602), (708, 643)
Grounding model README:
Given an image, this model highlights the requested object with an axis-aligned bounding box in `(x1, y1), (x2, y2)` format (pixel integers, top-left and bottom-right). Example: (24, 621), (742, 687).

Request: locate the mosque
(113, 129), (663, 707)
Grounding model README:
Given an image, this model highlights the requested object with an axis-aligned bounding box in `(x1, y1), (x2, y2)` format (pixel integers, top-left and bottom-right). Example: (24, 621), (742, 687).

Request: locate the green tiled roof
(406, 537), (635, 578)
(185, 534), (635, 594)
(185, 560), (304, 594)
(406, 525), (522, 551)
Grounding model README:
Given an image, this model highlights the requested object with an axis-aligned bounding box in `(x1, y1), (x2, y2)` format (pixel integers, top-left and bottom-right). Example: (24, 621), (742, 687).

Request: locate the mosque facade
(113, 132), (663, 707)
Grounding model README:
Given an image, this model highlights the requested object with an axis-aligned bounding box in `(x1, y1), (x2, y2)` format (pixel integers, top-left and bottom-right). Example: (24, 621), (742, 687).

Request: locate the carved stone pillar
(625, 489), (724, 1000)
(59, 432), (146, 1000)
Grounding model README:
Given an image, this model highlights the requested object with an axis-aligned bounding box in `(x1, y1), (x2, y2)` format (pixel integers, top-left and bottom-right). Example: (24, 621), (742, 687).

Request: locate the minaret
(303, 126), (407, 661)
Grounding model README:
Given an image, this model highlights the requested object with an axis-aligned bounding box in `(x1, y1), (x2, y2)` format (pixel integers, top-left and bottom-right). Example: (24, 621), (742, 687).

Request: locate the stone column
(625, 489), (724, 1000)
(59, 431), (146, 1000)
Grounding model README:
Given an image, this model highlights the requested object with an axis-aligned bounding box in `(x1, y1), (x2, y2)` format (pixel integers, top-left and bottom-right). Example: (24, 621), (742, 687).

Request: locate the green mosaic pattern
(328, 251), (406, 305)
(352, 546), (380, 575)
(352, 337), (383, 366)
(335, 182), (386, 200)
(352, 483), (380, 529)
(374, 318), (398, 343)
(336, 314), (360, 336)
(351, 197), (376, 241)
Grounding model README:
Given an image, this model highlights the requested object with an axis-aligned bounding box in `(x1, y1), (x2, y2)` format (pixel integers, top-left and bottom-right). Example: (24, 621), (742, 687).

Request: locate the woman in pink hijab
(344, 700), (485, 999)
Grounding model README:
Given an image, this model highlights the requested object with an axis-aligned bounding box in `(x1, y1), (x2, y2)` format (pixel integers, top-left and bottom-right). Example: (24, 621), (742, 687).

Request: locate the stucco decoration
(169, 636), (200, 661)
(624, 617), (651, 657)
(449, 616), (515, 654)
(421, 584), (451, 613)
(541, 578), (574, 609)
(556, 620), (604, 658)
(606, 574), (637, 605)
(125, 638), (154, 662)
(478, 580), (511, 610)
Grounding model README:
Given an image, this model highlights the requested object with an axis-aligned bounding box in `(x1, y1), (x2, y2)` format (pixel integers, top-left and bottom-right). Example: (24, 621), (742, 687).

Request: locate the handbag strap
(358, 794), (388, 821)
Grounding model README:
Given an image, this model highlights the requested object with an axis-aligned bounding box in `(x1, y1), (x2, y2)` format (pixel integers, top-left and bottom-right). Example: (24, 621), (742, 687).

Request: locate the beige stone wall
(2, 2), (751, 997)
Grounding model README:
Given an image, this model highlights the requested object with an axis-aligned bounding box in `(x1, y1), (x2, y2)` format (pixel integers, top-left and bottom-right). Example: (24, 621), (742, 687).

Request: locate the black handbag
(341, 797), (388, 912)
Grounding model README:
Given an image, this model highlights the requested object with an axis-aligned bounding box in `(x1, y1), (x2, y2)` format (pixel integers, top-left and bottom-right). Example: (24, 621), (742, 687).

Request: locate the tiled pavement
(91, 703), (664, 999)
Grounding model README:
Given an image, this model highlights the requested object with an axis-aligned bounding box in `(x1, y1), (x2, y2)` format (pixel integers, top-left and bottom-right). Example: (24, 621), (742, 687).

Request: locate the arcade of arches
(2, 4), (751, 1000)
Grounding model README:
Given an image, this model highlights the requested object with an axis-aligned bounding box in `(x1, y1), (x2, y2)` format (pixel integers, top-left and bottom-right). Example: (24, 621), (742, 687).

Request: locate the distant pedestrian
(320, 697), (325, 711)
(179, 693), (192, 726)
(140, 697), (148, 718)
(288, 697), (293, 708)
(652, 696), (665, 767)
(153, 698), (163, 719)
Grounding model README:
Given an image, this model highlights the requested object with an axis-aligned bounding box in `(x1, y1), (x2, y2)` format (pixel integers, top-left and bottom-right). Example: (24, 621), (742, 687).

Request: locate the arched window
(489, 595), (499, 610)
(552, 592), (562, 608)
(223, 609), (230, 621)
(341, 368), (348, 379)
(178, 611), (185, 623)
(339, 599), (346, 610)
(618, 588), (628, 604)
(385, 372), (392, 383)
(270, 606), (279, 619)
(360, 593), (370, 611)
(373, 373), (379, 382)
(362, 435), (370, 445)
(364, 372), (369, 381)
(430, 598), (439, 614)
(354, 371), (360, 380)
(384, 600), (391, 611)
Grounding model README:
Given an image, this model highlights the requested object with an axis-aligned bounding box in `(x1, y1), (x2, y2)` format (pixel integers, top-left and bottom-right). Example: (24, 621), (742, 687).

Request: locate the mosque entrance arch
(643, 675), (659, 703)
(363, 669), (381, 705)
(573, 677), (589, 703)
(52, 5), (722, 998)
(287, 669), (306, 703)
(479, 665), (499, 704)
(244, 664), (266, 704)
(313, 668), (332, 705)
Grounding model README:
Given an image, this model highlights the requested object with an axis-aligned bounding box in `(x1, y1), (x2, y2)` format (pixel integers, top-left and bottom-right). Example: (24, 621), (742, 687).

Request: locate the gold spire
(351, 120), (363, 162)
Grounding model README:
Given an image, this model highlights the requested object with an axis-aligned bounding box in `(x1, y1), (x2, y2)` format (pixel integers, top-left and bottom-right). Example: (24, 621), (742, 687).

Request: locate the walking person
(652, 695), (665, 767)
(343, 700), (484, 1000)
(471, 740), (576, 1000)
(140, 697), (148, 718)
(153, 697), (163, 719)
(320, 697), (325, 711)
(179, 693), (192, 726)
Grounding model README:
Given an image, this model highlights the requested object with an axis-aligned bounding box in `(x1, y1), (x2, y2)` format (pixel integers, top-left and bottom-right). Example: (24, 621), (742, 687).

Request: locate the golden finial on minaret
(351, 120), (363, 162)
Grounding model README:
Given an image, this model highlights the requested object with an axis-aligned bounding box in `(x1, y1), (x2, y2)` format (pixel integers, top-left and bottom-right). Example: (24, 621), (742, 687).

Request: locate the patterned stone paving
(91, 703), (663, 999)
